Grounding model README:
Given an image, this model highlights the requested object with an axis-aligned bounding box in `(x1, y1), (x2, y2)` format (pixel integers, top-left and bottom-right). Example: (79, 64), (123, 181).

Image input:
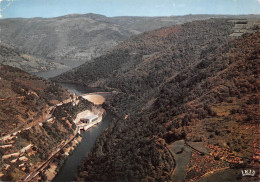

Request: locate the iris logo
(241, 169), (255, 177)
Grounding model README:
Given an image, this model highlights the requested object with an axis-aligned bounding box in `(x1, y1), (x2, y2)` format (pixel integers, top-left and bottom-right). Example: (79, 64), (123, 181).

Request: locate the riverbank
(9, 81), (113, 182)
(44, 136), (83, 181)
(53, 111), (112, 181)
(47, 84), (112, 181)
(35, 101), (105, 181)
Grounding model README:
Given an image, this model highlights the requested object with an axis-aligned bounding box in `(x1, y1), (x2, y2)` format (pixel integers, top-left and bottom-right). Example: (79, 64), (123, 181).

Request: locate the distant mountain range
(1, 13), (259, 74)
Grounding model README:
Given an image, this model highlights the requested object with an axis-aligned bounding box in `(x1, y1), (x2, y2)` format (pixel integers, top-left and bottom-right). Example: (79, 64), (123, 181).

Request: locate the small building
(10, 159), (18, 163)
(0, 172), (4, 178)
(0, 144), (13, 149)
(19, 156), (28, 162)
(20, 144), (33, 153)
(80, 115), (99, 124)
(47, 118), (54, 123)
(2, 152), (20, 159)
(19, 163), (25, 168)
(3, 164), (10, 171)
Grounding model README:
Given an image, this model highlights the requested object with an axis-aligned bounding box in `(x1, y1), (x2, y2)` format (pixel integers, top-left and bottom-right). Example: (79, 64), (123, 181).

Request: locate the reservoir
(51, 83), (112, 181)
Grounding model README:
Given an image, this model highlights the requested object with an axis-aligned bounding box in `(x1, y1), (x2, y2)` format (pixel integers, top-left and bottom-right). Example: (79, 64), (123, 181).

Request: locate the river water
(32, 60), (86, 79)
(50, 83), (112, 181)
(59, 83), (106, 95)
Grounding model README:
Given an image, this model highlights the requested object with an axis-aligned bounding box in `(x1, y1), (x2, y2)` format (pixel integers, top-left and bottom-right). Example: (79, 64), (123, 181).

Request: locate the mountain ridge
(1, 13), (259, 74)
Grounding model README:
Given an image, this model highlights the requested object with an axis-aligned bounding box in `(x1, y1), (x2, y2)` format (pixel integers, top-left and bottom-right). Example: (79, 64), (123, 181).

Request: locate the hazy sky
(0, 0), (259, 19)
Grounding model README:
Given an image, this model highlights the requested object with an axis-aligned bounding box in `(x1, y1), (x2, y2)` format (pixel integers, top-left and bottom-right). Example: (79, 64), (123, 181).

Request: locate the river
(59, 83), (106, 95)
(50, 83), (112, 181)
(32, 60), (85, 79)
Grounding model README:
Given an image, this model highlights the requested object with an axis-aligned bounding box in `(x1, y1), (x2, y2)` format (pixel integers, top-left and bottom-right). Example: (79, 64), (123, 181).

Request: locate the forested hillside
(0, 43), (66, 73)
(76, 30), (259, 181)
(59, 19), (260, 181)
(0, 64), (70, 136)
(54, 19), (233, 114)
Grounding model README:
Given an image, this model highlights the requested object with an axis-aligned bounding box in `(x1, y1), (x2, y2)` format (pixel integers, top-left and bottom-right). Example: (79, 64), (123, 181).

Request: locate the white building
(80, 115), (99, 123)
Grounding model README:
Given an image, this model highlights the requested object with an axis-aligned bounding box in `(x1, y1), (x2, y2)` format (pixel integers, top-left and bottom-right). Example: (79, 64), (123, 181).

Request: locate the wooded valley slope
(54, 19), (260, 181)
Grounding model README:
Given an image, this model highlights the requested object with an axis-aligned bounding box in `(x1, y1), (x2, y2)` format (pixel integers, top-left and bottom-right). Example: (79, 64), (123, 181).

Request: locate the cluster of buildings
(0, 143), (35, 178)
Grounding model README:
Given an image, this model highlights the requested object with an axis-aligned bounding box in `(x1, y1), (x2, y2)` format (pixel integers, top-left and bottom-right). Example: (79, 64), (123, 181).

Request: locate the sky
(0, 0), (259, 19)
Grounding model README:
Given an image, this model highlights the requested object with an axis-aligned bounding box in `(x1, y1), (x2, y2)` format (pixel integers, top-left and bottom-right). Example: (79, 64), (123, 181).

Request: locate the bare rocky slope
(53, 19), (259, 181)
(1, 13), (259, 74)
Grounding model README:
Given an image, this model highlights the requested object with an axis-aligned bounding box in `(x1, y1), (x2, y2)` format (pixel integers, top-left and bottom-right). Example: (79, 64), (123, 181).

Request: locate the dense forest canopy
(54, 19), (260, 181)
